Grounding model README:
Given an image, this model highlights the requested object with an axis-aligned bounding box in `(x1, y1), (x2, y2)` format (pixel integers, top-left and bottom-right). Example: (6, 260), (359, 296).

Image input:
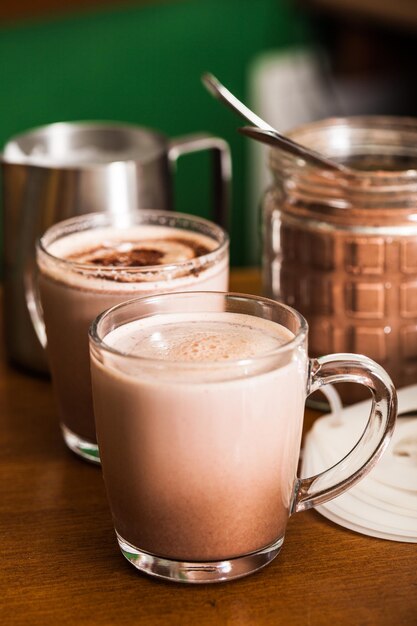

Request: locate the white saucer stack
(301, 385), (417, 542)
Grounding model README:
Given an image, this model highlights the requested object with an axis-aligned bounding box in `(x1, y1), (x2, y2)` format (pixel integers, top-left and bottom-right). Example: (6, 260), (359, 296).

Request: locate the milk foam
(40, 225), (224, 292)
(47, 226), (216, 263)
(104, 313), (294, 362)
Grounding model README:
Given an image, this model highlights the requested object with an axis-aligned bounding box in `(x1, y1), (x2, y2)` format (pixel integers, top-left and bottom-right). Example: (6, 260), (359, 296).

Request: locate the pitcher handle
(168, 133), (232, 230)
(293, 353), (397, 513)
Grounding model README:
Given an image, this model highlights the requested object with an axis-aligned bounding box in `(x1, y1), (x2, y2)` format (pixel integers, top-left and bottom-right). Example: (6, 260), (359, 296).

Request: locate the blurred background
(1, 0), (417, 266)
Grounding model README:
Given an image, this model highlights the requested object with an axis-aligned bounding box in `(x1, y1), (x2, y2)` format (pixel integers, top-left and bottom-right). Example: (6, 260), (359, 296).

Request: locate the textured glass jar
(263, 116), (417, 397)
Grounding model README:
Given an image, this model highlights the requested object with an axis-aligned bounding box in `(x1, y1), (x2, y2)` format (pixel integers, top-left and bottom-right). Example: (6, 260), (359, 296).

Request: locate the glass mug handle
(168, 133), (232, 230)
(24, 256), (47, 350)
(293, 353), (397, 513)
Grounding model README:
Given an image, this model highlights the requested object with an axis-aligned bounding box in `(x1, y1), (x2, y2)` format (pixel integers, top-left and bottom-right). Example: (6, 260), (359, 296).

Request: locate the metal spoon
(239, 126), (350, 173)
(201, 72), (350, 174)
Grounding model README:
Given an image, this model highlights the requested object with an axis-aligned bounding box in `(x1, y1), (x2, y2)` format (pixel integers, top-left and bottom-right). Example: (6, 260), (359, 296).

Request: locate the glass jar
(263, 116), (417, 400)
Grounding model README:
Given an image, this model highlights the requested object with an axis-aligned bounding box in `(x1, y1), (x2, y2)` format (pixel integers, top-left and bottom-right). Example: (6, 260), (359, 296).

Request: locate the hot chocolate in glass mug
(89, 291), (397, 583)
(26, 210), (229, 463)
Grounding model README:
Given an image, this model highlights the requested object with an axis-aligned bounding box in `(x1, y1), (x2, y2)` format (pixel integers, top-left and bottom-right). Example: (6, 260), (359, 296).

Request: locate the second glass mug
(26, 210), (229, 463)
(89, 291), (397, 583)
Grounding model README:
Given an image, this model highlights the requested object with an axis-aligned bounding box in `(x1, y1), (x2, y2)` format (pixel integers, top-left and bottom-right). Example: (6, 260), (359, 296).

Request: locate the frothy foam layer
(48, 226), (215, 267)
(40, 225), (224, 290)
(104, 313), (294, 362)
(67, 237), (211, 267)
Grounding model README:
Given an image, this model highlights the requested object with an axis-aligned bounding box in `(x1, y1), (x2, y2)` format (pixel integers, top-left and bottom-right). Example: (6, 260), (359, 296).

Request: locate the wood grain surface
(0, 269), (416, 626)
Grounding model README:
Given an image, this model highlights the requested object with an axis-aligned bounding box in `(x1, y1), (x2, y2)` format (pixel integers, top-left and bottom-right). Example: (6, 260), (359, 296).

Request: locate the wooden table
(1, 269), (415, 626)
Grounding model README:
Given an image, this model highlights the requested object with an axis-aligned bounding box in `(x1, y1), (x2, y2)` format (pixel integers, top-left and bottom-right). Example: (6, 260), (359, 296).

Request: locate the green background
(0, 0), (309, 265)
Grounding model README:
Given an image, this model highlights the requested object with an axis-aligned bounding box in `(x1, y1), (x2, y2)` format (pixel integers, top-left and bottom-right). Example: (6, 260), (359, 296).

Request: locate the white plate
(301, 385), (417, 542)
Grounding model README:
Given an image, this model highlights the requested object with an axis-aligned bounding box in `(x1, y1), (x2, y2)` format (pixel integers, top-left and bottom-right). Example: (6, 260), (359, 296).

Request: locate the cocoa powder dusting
(68, 237), (211, 268)
(89, 249), (164, 267)
(65, 236), (214, 283)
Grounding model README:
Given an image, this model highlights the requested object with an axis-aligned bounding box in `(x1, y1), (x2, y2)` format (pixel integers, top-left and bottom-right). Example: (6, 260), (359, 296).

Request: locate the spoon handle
(201, 73), (275, 132)
(239, 126), (349, 174)
(202, 72), (349, 174)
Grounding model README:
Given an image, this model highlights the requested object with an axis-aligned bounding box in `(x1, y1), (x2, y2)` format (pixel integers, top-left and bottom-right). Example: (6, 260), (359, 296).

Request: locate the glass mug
(27, 210), (229, 463)
(89, 292), (397, 583)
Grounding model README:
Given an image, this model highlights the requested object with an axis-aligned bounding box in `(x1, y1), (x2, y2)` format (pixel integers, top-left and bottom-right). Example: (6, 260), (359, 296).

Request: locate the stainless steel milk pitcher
(1, 121), (231, 373)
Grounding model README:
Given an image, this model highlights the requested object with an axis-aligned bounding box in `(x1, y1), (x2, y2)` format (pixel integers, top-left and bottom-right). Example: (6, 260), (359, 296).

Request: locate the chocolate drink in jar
(262, 116), (417, 403)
